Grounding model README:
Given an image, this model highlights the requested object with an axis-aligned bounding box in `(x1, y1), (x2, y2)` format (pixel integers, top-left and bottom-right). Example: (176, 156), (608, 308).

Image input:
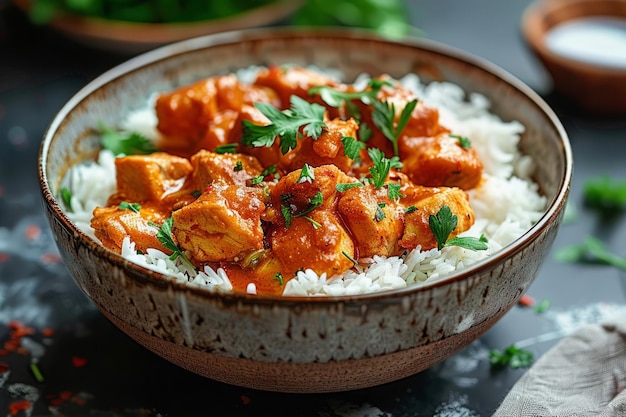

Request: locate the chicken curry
(90, 66), (486, 295)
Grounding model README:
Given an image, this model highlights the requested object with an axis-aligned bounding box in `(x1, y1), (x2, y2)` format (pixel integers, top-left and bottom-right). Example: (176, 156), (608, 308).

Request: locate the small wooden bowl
(521, 0), (626, 115)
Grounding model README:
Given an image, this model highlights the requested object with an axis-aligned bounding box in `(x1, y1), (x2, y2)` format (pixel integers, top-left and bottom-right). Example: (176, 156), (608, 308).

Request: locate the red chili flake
(25, 225), (41, 241)
(42, 328), (55, 337)
(9, 400), (32, 416)
(0, 252), (9, 263)
(518, 295), (535, 307)
(41, 253), (62, 264)
(240, 395), (251, 405)
(72, 356), (87, 368)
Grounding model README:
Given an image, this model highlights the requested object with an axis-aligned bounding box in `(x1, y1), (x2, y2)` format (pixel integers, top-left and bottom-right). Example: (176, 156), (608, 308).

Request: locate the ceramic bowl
(521, 0), (626, 115)
(38, 27), (572, 393)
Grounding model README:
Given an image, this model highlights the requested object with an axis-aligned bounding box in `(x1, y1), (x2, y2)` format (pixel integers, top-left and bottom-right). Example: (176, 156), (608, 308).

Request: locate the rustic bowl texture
(521, 0), (626, 115)
(38, 28), (572, 393)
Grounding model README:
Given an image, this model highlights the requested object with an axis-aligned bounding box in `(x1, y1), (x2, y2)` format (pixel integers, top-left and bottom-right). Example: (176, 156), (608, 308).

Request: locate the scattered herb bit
(99, 123), (157, 156)
(342, 250), (357, 265)
(298, 164), (315, 183)
(367, 147), (402, 188)
(60, 187), (72, 210)
(190, 190), (202, 199)
(30, 362), (44, 383)
(341, 136), (366, 160)
(386, 182), (404, 200)
(554, 236), (626, 270)
(152, 217), (195, 269)
(280, 192), (324, 228)
(273, 272), (284, 286)
(233, 161), (243, 172)
(583, 175), (626, 211)
(405, 205), (418, 214)
(118, 201), (141, 213)
(336, 182), (363, 192)
(214, 143), (238, 154)
(450, 134), (472, 149)
(309, 79), (391, 118)
(371, 98), (417, 156)
(429, 206), (489, 251)
(489, 345), (534, 369)
(241, 95), (327, 155)
(250, 165), (278, 185)
(534, 298), (551, 314)
(375, 204), (386, 222)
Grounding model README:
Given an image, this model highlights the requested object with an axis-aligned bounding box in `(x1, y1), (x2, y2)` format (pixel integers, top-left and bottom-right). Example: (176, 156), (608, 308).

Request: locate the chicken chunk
(337, 184), (404, 258)
(91, 204), (169, 254)
(254, 65), (341, 110)
(155, 74), (280, 155)
(172, 183), (266, 263)
(281, 117), (359, 174)
(398, 185), (475, 251)
(399, 132), (483, 190)
(112, 152), (192, 203)
(187, 150), (265, 189)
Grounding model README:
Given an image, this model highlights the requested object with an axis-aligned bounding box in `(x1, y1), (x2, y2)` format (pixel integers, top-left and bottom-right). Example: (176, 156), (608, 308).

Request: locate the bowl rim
(38, 26), (573, 304)
(521, 0), (626, 75)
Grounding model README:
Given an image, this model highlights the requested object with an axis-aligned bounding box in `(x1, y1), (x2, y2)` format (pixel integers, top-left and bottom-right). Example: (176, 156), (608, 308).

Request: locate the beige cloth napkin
(493, 314), (626, 417)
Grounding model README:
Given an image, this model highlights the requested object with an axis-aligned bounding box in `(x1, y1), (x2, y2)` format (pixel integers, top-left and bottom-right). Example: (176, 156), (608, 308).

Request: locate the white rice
(63, 69), (547, 296)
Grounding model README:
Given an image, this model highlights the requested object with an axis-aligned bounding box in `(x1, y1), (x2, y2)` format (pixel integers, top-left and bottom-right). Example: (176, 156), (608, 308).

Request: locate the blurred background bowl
(521, 0), (626, 115)
(38, 27), (572, 393)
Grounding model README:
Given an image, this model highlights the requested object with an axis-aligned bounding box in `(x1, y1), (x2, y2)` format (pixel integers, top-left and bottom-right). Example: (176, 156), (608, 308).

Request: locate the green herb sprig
(489, 345), (534, 369)
(150, 217), (195, 269)
(429, 206), (489, 251)
(241, 95), (327, 155)
(99, 123), (157, 156)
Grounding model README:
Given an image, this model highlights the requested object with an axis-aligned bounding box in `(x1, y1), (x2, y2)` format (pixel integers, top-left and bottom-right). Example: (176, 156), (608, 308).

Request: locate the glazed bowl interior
(521, 0), (626, 115)
(39, 27), (572, 393)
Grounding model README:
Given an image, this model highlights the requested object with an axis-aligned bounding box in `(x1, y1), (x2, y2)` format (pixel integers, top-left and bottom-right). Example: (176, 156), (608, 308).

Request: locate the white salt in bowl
(38, 27), (572, 393)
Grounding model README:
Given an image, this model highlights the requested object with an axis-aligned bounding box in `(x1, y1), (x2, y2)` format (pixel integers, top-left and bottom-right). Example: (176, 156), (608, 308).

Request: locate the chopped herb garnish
(241, 95), (327, 155)
(99, 123), (157, 156)
(152, 217), (195, 269)
(118, 201), (141, 213)
(450, 134), (472, 149)
(60, 187), (72, 210)
(280, 191), (324, 228)
(583, 175), (626, 211)
(554, 236), (626, 270)
(309, 79), (391, 118)
(534, 298), (551, 314)
(190, 190), (202, 199)
(273, 272), (284, 286)
(298, 163), (315, 183)
(342, 250), (357, 265)
(234, 161), (243, 172)
(214, 143), (238, 154)
(375, 204), (386, 222)
(386, 182), (404, 200)
(429, 206), (489, 251)
(250, 165), (278, 185)
(30, 362), (44, 383)
(489, 345), (534, 369)
(303, 216), (322, 229)
(371, 98), (417, 156)
(336, 182), (363, 192)
(367, 147), (402, 188)
(341, 136), (366, 160)
(405, 205), (418, 214)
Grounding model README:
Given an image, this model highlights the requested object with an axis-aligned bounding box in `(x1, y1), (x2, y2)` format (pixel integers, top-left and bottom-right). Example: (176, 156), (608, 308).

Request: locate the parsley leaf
(241, 95), (327, 155)
(280, 191), (324, 228)
(99, 123), (157, 156)
(450, 134), (472, 149)
(583, 175), (626, 211)
(371, 98), (417, 156)
(214, 143), (238, 154)
(341, 136), (366, 160)
(298, 164), (315, 183)
(367, 147), (402, 188)
(554, 235), (626, 270)
(429, 206), (489, 251)
(489, 345), (534, 369)
(336, 182), (363, 192)
(152, 217), (195, 269)
(309, 79), (391, 118)
(60, 187), (72, 211)
(118, 201), (141, 213)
